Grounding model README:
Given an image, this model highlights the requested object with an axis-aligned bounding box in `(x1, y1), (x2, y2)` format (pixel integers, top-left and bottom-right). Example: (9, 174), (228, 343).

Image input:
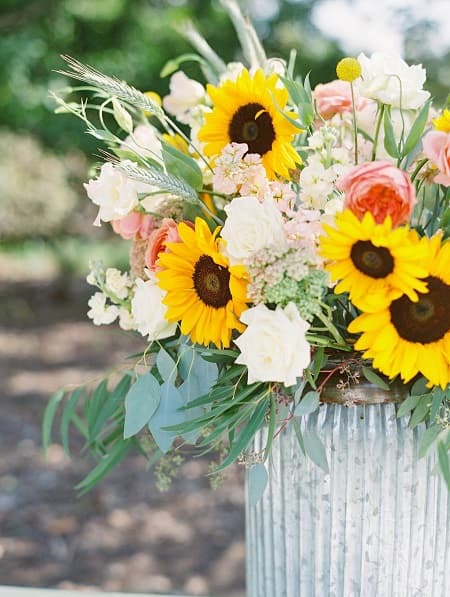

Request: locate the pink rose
(313, 80), (371, 119)
(338, 161), (416, 226)
(112, 212), (155, 240)
(422, 131), (450, 187)
(145, 218), (181, 272)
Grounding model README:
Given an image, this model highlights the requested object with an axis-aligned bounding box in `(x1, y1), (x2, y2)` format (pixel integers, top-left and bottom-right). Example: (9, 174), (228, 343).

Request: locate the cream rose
(221, 196), (286, 264)
(235, 303), (311, 387)
(163, 71), (206, 125)
(131, 277), (176, 341)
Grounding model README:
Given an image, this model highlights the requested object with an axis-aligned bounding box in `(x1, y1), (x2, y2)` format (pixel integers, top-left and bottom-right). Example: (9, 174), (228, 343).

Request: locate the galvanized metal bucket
(246, 385), (450, 597)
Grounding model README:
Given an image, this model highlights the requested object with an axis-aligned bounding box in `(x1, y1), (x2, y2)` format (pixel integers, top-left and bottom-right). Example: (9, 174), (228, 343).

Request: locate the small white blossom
(120, 124), (162, 161)
(163, 71), (206, 125)
(118, 307), (136, 331)
(87, 292), (119, 326)
(104, 268), (131, 300)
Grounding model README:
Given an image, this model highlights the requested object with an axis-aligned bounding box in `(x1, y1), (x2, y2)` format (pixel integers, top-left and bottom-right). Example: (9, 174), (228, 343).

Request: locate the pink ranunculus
(145, 218), (181, 272)
(313, 80), (371, 119)
(422, 131), (450, 187)
(112, 212), (155, 240)
(338, 160), (416, 226)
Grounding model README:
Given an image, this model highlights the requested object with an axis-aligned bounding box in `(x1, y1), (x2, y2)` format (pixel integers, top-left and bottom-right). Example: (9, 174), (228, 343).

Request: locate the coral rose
(422, 131), (450, 187)
(112, 211), (155, 240)
(313, 79), (370, 119)
(145, 218), (181, 272)
(338, 160), (416, 226)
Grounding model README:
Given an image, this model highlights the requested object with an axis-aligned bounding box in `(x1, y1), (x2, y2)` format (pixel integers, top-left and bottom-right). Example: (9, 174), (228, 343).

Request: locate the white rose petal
(357, 52), (430, 110)
(131, 277), (177, 341)
(221, 196), (286, 264)
(235, 303), (311, 387)
(121, 124), (162, 161)
(163, 71), (206, 125)
(84, 162), (151, 226)
(87, 292), (119, 326)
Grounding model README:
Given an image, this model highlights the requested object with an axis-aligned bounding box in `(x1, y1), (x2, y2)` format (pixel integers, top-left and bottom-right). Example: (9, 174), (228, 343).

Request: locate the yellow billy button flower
(432, 108), (450, 133)
(336, 57), (362, 82)
(143, 91), (162, 116)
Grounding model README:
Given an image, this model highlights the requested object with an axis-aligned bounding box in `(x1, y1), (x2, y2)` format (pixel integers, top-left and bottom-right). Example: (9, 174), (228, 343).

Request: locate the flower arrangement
(46, 0), (450, 497)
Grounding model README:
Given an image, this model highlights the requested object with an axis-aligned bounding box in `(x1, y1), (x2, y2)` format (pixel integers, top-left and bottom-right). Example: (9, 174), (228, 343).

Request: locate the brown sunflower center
(228, 102), (275, 156)
(193, 255), (232, 308)
(390, 276), (450, 343)
(350, 240), (394, 278)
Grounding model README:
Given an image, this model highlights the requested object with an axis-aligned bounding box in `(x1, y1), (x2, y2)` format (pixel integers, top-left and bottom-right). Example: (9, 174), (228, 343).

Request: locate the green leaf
(411, 377), (429, 396)
(361, 367), (390, 391)
(148, 382), (185, 453)
(87, 380), (109, 439)
(409, 397), (431, 428)
(397, 392), (422, 418)
(60, 388), (83, 455)
(42, 390), (64, 455)
(294, 391), (320, 417)
(437, 441), (450, 489)
(430, 388), (444, 422)
(402, 101), (431, 157)
(90, 374), (132, 439)
(162, 141), (203, 191)
(216, 397), (269, 471)
(75, 440), (131, 494)
(383, 108), (400, 158)
(160, 53), (205, 77)
(303, 430), (329, 473)
(418, 424), (442, 458)
(156, 348), (177, 383)
(248, 463), (268, 506)
(264, 394), (276, 461)
(124, 373), (160, 439)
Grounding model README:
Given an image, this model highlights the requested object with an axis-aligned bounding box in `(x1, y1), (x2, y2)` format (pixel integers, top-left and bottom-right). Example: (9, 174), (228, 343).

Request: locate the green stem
(371, 104), (385, 161)
(350, 82), (358, 165)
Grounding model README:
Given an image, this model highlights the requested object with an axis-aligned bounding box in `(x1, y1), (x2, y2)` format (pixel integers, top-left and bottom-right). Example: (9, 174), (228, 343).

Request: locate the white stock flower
(235, 303), (311, 387)
(357, 52), (430, 110)
(87, 292), (119, 326)
(221, 196), (286, 264)
(104, 268), (131, 300)
(118, 307), (136, 331)
(131, 277), (176, 341)
(121, 124), (162, 161)
(163, 71), (206, 125)
(84, 162), (150, 226)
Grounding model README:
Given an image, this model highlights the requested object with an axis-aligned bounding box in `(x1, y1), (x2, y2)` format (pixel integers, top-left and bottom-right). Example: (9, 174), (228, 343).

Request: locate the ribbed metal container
(246, 389), (450, 597)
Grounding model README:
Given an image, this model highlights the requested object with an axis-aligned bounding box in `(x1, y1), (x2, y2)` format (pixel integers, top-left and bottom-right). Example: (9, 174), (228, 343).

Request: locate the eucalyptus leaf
(361, 367), (390, 391)
(303, 430), (329, 473)
(437, 441), (450, 489)
(148, 382), (185, 453)
(124, 373), (160, 439)
(248, 463), (268, 506)
(409, 397), (431, 428)
(397, 392), (422, 418)
(294, 391), (320, 417)
(156, 348), (178, 383)
(418, 425), (442, 459)
(42, 389), (64, 454)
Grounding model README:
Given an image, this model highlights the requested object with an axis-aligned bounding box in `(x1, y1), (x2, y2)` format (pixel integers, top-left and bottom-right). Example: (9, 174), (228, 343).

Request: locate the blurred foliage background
(0, 0), (449, 277)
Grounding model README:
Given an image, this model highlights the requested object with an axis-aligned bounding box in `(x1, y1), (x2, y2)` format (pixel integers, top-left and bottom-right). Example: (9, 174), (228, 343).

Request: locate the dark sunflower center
(390, 276), (450, 344)
(228, 102), (275, 156)
(192, 255), (232, 308)
(350, 240), (394, 278)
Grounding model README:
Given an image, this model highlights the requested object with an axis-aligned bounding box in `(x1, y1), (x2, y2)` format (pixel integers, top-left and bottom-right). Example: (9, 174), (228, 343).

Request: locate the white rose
(221, 196), (286, 264)
(357, 52), (430, 110)
(131, 277), (177, 341)
(87, 292), (119, 326)
(235, 303), (311, 387)
(104, 268), (131, 300)
(163, 71), (206, 125)
(120, 124), (162, 161)
(84, 162), (150, 226)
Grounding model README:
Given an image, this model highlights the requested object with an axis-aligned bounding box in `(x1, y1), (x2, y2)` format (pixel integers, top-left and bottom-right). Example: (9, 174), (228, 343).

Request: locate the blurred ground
(0, 274), (246, 597)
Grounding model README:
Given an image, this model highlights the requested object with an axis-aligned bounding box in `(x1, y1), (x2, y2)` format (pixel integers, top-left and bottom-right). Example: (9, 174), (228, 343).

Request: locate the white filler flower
(131, 277), (176, 341)
(235, 303), (311, 387)
(87, 292), (119, 326)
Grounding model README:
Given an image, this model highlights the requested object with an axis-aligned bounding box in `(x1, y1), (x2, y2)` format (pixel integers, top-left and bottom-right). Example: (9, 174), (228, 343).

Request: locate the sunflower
(156, 217), (248, 348)
(198, 68), (301, 180)
(348, 235), (450, 388)
(319, 209), (429, 311)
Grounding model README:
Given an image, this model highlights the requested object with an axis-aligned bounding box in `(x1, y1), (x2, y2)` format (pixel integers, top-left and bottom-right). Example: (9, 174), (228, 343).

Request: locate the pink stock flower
(313, 80), (371, 119)
(112, 212), (155, 240)
(145, 218), (181, 272)
(422, 131), (450, 187)
(338, 160), (416, 227)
